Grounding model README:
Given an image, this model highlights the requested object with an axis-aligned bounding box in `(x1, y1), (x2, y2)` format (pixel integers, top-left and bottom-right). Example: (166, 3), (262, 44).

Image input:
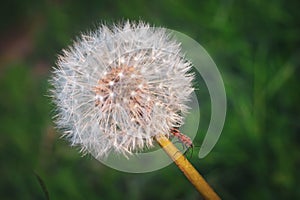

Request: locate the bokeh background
(1, 0), (299, 199)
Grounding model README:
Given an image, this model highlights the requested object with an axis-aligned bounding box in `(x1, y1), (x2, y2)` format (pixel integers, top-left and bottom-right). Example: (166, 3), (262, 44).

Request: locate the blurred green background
(0, 0), (299, 199)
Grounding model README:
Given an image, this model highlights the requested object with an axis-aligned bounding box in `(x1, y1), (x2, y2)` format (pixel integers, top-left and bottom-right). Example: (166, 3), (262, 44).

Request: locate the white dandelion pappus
(50, 21), (194, 159)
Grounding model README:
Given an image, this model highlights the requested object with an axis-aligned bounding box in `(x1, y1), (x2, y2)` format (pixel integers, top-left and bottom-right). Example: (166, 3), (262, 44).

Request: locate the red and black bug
(170, 128), (193, 150)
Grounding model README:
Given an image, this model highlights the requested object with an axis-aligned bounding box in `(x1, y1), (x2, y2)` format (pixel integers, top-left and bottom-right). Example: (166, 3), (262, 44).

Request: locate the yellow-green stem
(155, 134), (221, 200)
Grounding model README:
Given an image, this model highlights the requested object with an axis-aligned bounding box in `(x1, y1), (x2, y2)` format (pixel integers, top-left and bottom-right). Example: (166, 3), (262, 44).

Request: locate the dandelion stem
(155, 134), (221, 200)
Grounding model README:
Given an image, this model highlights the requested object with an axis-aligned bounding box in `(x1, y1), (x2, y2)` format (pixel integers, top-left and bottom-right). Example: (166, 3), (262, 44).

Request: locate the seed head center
(94, 66), (154, 126)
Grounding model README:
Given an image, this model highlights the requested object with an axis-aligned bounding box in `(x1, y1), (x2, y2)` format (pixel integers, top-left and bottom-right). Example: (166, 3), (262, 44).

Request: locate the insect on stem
(171, 128), (193, 148)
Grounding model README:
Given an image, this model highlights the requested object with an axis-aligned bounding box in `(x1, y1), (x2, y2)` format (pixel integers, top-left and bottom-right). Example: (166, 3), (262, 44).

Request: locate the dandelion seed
(49, 21), (222, 199)
(50, 20), (194, 159)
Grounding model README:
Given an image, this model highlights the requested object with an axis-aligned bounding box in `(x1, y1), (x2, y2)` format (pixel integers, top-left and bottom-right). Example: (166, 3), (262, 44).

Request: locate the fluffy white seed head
(50, 21), (194, 159)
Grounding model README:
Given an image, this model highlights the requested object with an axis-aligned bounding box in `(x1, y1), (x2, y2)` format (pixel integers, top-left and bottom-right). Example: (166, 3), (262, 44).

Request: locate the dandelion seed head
(50, 20), (194, 159)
